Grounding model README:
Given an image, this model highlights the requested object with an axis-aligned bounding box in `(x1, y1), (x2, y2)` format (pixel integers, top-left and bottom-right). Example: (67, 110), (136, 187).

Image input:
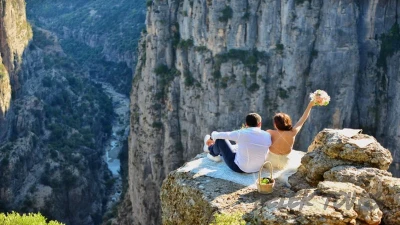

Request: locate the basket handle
(258, 161), (273, 185)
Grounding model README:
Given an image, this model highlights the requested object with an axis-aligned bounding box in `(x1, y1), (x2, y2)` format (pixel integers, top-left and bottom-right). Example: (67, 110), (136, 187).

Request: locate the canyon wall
(0, 0), (32, 134)
(129, 0), (400, 224)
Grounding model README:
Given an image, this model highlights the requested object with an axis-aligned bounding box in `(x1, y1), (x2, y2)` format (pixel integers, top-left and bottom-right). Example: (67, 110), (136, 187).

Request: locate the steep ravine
(0, 0), (144, 224)
(128, 0), (400, 223)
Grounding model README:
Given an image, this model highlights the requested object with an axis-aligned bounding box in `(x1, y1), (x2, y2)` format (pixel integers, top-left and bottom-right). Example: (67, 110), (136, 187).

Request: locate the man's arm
(292, 101), (314, 134)
(211, 130), (240, 142)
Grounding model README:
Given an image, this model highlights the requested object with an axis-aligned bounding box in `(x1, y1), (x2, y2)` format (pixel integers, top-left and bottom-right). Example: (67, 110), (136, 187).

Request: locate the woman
(266, 100), (315, 169)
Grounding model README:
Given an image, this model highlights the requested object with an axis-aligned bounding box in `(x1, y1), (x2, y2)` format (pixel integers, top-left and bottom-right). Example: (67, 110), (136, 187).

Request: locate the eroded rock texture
(129, 0), (400, 223)
(324, 166), (400, 225)
(289, 129), (399, 224)
(255, 181), (383, 225)
(0, 0), (32, 133)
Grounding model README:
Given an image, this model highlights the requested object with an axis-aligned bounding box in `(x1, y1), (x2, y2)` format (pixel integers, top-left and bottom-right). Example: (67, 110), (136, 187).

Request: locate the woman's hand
(313, 96), (324, 105)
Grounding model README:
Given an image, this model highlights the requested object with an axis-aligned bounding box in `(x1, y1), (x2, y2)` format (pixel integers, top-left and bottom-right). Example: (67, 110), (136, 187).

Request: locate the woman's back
(267, 101), (315, 155)
(267, 129), (296, 155)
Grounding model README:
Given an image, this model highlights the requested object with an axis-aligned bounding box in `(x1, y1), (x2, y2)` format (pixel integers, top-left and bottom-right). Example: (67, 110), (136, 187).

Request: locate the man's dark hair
(246, 113), (262, 127)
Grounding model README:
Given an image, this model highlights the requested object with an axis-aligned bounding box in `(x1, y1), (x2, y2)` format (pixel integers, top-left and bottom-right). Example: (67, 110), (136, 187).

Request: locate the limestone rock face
(0, 0), (32, 127)
(130, 0), (400, 223)
(289, 129), (392, 188)
(255, 181), (382, 225)
(324, 166), (400, 225)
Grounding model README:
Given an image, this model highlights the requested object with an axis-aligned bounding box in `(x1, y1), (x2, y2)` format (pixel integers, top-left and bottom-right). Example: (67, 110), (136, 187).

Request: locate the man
(204, 113), (272, 173)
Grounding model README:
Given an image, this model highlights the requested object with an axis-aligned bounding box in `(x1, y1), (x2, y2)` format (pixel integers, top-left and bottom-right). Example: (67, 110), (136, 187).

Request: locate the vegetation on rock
(0, 212), (63, 225)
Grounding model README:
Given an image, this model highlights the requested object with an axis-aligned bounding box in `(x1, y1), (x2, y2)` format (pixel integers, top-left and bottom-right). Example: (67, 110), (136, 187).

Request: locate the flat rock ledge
(161, 129), (399, 224)
(160, 154), (296, 225)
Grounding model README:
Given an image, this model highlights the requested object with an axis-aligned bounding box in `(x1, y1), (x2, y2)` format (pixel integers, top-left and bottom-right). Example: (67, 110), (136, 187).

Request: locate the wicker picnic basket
(256, 161), (275, 194)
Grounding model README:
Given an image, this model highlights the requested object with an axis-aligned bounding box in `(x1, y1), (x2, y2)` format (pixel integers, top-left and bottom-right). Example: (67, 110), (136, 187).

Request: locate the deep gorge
(0, 0), (145, 224)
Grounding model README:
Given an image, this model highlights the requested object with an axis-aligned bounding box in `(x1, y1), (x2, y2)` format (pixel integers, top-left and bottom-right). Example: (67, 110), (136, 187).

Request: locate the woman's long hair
(273, 113), (293, 131)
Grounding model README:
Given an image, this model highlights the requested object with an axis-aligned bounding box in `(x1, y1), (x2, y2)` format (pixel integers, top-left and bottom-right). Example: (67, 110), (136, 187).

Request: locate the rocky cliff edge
(161, 129), (399, 225)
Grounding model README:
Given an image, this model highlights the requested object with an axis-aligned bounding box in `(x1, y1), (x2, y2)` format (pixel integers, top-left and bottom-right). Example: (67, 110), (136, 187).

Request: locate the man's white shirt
(211, 127), (272, 173)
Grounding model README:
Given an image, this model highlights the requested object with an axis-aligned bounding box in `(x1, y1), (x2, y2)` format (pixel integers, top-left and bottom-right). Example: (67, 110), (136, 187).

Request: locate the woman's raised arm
(292, 101), (314, 134)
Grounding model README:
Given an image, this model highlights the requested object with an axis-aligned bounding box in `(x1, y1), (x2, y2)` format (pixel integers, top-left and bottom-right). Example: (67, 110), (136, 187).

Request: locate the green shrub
(0, 212), (64, 225)
(276, 43), (284, 54)
(295, 0), (310, 5)
(377, 22), (400, 72)
(195, 46), (208, 52)
(219, 6), (233, 22)
(247, 83), (260, 93)
(242, 12), (250, 20)
(184, 71), (195, 87)
(152, 121), (163, 129)
(154, 64), (170, 75)
(154, 64), (180, 99)
(278, 87), (288, 99)
(212, 49), (267, 89)
(32, 28), (55, 49)
(220, 76), (229, 88)
(177, 39), (194, 49)
(212, 70), (221, 80)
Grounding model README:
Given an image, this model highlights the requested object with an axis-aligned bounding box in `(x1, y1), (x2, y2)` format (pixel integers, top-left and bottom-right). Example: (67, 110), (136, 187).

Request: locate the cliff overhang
(161, 129), (400, 225)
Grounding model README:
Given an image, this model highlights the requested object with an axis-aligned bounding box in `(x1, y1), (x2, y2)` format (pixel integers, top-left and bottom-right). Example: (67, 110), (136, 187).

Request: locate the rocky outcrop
(129, 0), (400, 223)
(254, 181), (382, 225)
(161, 129), (399, 225)
(288, 129), (399, 224)
(0, 0), (32, 128)
(289, 129), (392, 188)
(324, 166), (400, 225)
(160, 158), (295, 225)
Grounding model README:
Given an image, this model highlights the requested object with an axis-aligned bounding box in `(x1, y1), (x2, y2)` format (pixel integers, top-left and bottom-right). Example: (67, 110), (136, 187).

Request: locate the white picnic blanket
(178, 150), (306, 188)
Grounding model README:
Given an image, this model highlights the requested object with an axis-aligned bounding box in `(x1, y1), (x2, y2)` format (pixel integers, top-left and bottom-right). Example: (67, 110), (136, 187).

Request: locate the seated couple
(204, 100), (315, 173)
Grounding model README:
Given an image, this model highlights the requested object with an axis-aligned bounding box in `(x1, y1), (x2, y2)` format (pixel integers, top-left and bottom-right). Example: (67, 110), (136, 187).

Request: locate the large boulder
(253, 181), (382, 225)
(160, 154), (296, 225)
(308, 129), (392, 169)
(289, 129), (393, 189)
(324, 166), (400, 225)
